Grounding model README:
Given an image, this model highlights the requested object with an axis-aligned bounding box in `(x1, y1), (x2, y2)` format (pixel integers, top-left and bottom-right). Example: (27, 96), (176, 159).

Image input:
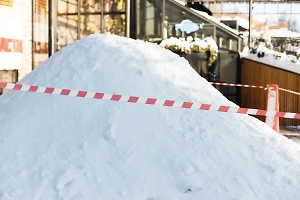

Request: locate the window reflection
(33, 0), (48, 68)
(136, 0), (162, 40)
(104, 14), (126, 35)
(59, 0), (78, 13)
(57, 15), (78, 49)
(77, 0), (125, 13)
(33, 0), (127, 58)
(79, 14), (101, 37)
(78, 0), (126, 36)
(104, 0), (125, 12)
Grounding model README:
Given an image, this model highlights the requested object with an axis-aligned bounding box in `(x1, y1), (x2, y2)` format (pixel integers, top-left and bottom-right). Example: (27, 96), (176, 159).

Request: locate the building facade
(0, 0), (243, 94)
(0, 0), (32, 94)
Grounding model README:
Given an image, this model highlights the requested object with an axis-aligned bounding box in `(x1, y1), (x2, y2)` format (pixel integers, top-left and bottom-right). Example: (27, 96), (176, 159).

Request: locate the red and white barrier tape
(209, 82), (266, 89)
(279, 88), (300, 96)
(0, 82), (300, 119)
(210, 82), (300, 96)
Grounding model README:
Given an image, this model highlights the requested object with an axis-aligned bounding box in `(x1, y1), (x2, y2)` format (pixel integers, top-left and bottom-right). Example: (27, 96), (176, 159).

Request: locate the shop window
(35, 0), (47, 15)
(33, 0), (48, 69)
(103, 0), (126, 12)
(0, 0), (13, 7)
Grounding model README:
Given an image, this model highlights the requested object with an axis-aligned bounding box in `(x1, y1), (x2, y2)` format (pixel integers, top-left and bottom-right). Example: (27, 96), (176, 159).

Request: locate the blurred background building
(1, 0), (300, 92)
(0, 0), (31, 92)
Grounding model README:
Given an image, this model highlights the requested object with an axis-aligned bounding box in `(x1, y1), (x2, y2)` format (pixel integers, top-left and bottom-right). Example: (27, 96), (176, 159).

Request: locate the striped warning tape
(0, 81), (299, 119)
(209, 82), (266, 89)
(209, 82), (300, 96)
(279, 88), (300, 96)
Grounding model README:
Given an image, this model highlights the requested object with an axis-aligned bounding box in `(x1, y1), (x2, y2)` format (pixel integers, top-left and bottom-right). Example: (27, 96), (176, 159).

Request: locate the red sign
(0, 38), (22, 53)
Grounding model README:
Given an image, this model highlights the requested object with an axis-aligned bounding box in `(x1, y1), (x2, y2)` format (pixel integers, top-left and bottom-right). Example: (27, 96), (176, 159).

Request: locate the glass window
(199, 24), (214, 39)
(57, 0), (126, 45)
(32, 0), (48, 68)
(58, 0), (78, 14)
(230, 39), (238, 51)
(103, 14), (126, 36)
(104, 0), (125, 12)
(222, 2), (248, 14)
(136, 0), (162, 40)
(57, 14), (78, 49)
(263, 3), (277, 14)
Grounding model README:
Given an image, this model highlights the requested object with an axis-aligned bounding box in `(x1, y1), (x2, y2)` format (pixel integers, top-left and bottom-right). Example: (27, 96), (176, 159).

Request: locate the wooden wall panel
(241, 58), (300, 126)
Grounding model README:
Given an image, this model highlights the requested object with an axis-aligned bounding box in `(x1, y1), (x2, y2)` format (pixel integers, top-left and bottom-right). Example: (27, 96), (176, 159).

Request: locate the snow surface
(0, 34), (300, 200)
(241, 46), (300, 75)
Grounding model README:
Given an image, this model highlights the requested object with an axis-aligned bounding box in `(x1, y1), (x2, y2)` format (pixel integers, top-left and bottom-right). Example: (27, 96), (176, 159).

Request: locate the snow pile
(0, 34), (300, 200)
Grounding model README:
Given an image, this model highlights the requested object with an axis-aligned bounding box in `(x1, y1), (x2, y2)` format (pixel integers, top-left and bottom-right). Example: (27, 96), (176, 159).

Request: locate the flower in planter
(160, 37), (191, 54)
(190, 38), (208, 53)
(160, 36), (218, 67)
(160, 36), (219, 81)
(203, 37), (218, 67)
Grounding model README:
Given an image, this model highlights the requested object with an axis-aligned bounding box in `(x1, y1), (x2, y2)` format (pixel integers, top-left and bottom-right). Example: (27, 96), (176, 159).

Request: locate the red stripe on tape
(77, 91), (87, 97)
(295, 113), (300, 119)
(163, 100), (175, 106)
(256, 110), (267, 116)
(29, 86), (38, 92)
(60, 89), (71, 95)
(93, 92), (104, 99)
(146, 98), (156, 104)
(44, 87), (54, 93)
(200, 104), (211, 110)
(275, 112), (288, 118)
(218, 106), (230, 112)
(237, 108), (249, 114)
(182, 102), (193, 108)
(13, 84), (22, 90)
(0, 82), (7, 88)
(1, 81), (299, 119)
(111, 94), (122, 101)
(128, 96), (139, 103)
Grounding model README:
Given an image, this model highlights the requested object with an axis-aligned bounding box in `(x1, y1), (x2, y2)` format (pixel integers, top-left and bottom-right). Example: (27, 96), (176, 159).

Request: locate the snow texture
(0, 34), (300, 200)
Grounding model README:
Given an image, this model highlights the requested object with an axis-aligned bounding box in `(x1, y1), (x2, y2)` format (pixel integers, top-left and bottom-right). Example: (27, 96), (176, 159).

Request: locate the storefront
(0, 0), (244, 100)
(32, 0), (242, 66)
(32, 0), (132, 67)
(0, 1), (243, 69)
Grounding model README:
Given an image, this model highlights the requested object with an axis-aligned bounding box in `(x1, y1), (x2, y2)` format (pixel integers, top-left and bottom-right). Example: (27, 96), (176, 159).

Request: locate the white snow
(241, 46), (300, 75)
(0, 34), (300, 200)
(266, 28), (300, 38)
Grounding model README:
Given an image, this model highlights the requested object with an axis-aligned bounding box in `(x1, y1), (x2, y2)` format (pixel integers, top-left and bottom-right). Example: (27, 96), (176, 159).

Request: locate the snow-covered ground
(0, 34), (300, 200)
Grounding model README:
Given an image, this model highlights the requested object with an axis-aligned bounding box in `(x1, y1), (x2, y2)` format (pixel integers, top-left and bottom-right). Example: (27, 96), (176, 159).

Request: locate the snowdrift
(0, 34), (299, 200)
